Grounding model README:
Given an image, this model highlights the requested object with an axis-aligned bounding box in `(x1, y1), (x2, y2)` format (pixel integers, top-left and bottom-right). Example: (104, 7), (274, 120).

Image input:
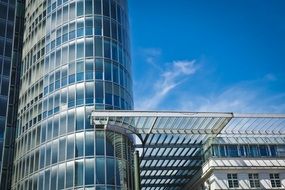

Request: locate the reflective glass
(259, 145), (269, 156)
(67, 135), (74, 159)
(95, 82), (103, 103)
(85, 132), (94, 156)
(75, 160), (84, 186)
(227, 145), (238, 157)
(66, 161), (74, 188)
(85, 159), (95, 185)
(96, 157), (105, 184)
(94, 0), (102, 14)
(58, 163), (65, 189)
(59, 137), (66, 161)
(95, 37), (102, 56)
(96, 131), (105, 155)
(75, 133), (84, 157)
(86, 38), (94, 57)
(51, 166), (57, 189)
(106, 158), (115, 185)
(106, 131), (114, 156)
(77, 0), (84, 17)
(77, 39), (84, 59)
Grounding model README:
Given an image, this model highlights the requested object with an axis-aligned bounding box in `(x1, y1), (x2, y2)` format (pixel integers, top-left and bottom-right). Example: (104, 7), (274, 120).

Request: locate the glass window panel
(85, 38), (93, 57)
(85, 159), (95, 185)
(260, 145), (269, 156)
(68, 85), (75, 107)
(249, 145), (259, 157)
(85, 0), (92, 14)
(106, 131), (114, 156)
(39, 172), (44, 189)
(51, 166), (57, 189)
(103, 18), (110, 37)
(85, 82), (94, 104)
(96, 58), (103, 70)
(52, 140), (58, 164)
(219, 145), (226, 156)
(96, 157), (105, 184)
(75, 132), (84, 158)
(85, 59), (94, 80)
(76, 107), (84, 130)
(94, 0), (102, 14)
(70, 2), (76, 20)
(103, 0), (110, 16)
(69, 42), (75, 61)
(85, 132), (94, 156)
(113, 63), (119, 83)
(239, 145), (246, 157)
(227, 145), (238, 157)
(114, 95), (120, 107)
(104, 38), (111, 58)
(44, 170), (50, 190)
(111, 0), (116, 20)
(95, 82), (104, 103)
(77, 39), (84, 59)
(107, 158), (115, 185)
(77, 61), (84, 74)
(68, 62), (75, 75)
(270, 145), (277, 157)
(95, 37), (103, 57)
(66, 161), (74, 188)
(104, 60), (112, 81)
(67, 134), (74, 160)
(77, 0), (84, 16)
(46, 143), (51, 166)
(96, 131), (105, 155)
(60, 114), (67, 135)
(105, 93), (112, 105)
(277, 145), (285, 156)
(94, 16), (102, 35)
(67, 109), (75, 132)
(77, 18), (84, 37)
(76, 83), (84, 105)
(57, 8), (62, 26)
(40, 147), (45, 169)
(56, 49), (62, 68)
(75, 160), (84, 186)
(63, 5), (68, 23)
(112, 41), (118, 61)
(58, 163), (65, 189)
(59, 137), (66, 161)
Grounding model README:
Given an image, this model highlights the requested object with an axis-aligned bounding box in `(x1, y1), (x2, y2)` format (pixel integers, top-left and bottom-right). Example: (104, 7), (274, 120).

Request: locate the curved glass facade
(12, 0), (134, 189)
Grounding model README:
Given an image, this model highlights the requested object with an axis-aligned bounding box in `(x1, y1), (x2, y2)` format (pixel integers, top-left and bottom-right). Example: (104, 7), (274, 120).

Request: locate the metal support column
(134, 150), (141, 190)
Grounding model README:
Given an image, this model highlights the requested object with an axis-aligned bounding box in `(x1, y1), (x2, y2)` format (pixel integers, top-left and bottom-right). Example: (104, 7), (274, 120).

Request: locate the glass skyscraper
(11, 0), (134, 189)
(1, 1), (285, 190)
(0, 0), (24, 189)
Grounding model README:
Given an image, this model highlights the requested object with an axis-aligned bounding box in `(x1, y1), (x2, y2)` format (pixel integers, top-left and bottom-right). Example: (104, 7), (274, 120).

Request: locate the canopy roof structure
(91, 111), (285, 190)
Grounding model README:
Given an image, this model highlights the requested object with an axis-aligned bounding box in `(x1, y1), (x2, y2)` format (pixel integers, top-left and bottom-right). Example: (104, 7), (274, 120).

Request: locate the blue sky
(128, 0), (285, 113)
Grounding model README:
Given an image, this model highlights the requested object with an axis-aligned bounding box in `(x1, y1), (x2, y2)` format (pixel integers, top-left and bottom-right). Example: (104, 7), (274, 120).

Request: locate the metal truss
(91, 111), (285, 189)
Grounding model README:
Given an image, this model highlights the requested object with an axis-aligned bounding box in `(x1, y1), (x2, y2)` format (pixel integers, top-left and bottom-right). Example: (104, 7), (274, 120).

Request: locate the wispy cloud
(135, 60), (198, 110)
(138, 48), (162, 70)
(264, 73), (277, 81)
(177, 83), (285, 113)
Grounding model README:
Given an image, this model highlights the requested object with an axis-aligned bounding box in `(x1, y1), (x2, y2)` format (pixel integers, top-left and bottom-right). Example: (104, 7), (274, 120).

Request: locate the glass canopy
(91, 111), (285, 190)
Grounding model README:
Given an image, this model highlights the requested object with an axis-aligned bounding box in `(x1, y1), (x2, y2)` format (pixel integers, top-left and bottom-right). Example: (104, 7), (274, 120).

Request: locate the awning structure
(91, 111), (285, 190)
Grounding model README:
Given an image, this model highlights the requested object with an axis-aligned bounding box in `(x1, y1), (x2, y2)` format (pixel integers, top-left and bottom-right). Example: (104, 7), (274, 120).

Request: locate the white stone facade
(191, 158), (285, 190)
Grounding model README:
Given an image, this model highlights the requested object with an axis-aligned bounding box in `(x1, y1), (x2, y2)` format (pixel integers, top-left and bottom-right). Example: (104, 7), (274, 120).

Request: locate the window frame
(227, 173), (239, 188)
(270, 173), (281, 188)
(248, 173), (260, 188)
